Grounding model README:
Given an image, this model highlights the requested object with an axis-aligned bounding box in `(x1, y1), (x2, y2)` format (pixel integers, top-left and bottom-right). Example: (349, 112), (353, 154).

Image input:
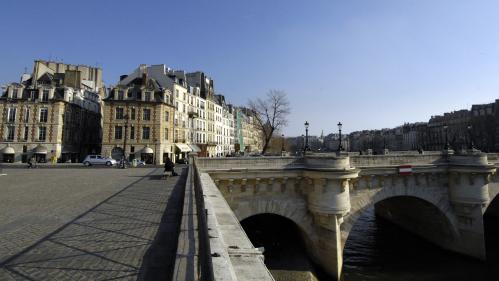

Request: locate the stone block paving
(0, 167), (186, 280)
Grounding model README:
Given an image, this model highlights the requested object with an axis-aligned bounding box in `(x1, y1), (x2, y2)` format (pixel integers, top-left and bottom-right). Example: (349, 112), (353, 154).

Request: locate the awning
(33, 145), (48, 154)
(175, 143), (192, 152)
(142, 146), (154, 154)
(1, 146), (15, 154)
(189, 144), (201, 153)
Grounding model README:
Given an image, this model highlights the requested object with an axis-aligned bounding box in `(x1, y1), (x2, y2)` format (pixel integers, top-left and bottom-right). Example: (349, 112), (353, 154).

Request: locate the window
(142, 127), (150, 139)
(6, 126), (15, 141)
(30, 90), (38, 100)
(175, 102), (178, 110)
(118, 91), (124, 100)
(183, 104), (186, 113)
(165, 128), (169, 140)
(23, 126), (29, 141)
(145, 91), (151, 101)
(7, 108), (16, 123)
(42, 89), (49, 102)
(130, 108), (136, 120)
(143, 108), (151, 121)
(176, 89), (179, 98)
(127, 91), (133, 98)
(38, 126), (46, 141)
(165, 111), (169, 122)
(39, 108), (48, 122)
(130, 126), (135, 140)
(115, 126), (123, 139)
(24, 108), (30, 123)
(174, 118), (178, 126)
(115, 108), (124, 119)
(13, 89), (18, 98)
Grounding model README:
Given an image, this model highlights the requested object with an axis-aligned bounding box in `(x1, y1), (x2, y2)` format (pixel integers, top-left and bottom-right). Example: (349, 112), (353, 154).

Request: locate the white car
(83, 155), (117, 166)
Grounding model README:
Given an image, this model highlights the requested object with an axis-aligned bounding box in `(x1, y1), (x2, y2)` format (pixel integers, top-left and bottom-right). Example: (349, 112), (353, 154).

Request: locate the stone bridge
(190, 151), (499, 280)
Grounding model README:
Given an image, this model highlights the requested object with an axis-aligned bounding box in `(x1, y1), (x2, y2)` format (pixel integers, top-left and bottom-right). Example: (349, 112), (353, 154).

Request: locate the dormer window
(42, 89), (49, 102)
(144, 91), (151, 102)
(30, 90), (38, 101)
(12, 88), (18, 99)
(117, 91), (124, 100)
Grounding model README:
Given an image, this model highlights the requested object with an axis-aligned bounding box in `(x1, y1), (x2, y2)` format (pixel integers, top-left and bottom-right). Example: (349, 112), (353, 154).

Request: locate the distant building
(0, 60), (102, 163)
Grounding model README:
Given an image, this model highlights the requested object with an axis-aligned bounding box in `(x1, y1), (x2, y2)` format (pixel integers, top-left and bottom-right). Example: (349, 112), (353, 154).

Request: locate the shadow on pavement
(0, 168), (187, 281)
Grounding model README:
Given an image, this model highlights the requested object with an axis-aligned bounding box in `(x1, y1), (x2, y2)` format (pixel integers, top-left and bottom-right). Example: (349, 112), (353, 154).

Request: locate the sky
(1, 0), (499, 136)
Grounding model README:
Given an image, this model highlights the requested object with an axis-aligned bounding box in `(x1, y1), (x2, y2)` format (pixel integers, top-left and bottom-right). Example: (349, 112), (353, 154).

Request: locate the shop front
(33, 145), (48, 163)
(141, 146), (154, 164)
(174, 143), (192, 163)
(1, 146), (15, 163)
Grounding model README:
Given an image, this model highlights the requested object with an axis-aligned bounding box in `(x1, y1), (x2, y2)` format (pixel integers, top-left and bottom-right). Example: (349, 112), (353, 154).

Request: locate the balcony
(188, 110), (199, 118)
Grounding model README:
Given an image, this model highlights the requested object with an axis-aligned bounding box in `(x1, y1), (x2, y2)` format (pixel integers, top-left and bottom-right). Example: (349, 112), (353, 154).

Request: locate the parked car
(83, 155), (117, 166)
(136, 160), (146, 166)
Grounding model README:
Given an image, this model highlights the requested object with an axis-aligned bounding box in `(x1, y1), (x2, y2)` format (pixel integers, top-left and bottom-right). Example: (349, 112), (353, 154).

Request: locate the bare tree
(249, 90), (290, 155)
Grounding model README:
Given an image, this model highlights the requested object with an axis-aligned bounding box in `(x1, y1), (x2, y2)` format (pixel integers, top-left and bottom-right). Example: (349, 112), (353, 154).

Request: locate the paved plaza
(0, 167), (186, 281)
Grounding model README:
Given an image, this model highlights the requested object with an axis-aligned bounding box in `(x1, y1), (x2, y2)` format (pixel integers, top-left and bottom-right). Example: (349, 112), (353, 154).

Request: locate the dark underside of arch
(240, 214), (309, 271)
(485, 196), (499, 263)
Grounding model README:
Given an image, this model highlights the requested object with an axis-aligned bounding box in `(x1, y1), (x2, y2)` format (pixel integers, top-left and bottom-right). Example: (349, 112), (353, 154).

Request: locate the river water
(342, 208), (499, 281)
(242, 209), (499, 281)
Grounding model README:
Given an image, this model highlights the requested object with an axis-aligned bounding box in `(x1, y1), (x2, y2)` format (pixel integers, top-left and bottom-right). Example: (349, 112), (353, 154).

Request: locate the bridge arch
(232, 198), (317, 244)
(342, 184), (461, 251)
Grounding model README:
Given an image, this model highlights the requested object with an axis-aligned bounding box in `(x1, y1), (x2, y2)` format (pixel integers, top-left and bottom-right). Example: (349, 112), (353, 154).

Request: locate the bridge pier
(447, 152), (496, 259)
(305, 155), (359, 279)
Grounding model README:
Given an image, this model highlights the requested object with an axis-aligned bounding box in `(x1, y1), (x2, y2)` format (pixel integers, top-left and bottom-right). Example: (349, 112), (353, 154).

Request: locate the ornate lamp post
(467, 125), (475, 150)
(281, 134), (285, 156)
(337, 122), (344, 151)
(443, 125), (449, 150)
(121, 114), (129, 168)
(304, 121), (310, 153)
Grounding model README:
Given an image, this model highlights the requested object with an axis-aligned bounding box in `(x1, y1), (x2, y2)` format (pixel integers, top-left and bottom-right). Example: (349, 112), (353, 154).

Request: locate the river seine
(242, 209), (499, 281)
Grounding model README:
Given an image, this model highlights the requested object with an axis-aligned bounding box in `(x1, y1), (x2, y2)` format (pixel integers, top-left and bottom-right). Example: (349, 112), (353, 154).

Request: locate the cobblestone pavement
(0, 167), (186, 280)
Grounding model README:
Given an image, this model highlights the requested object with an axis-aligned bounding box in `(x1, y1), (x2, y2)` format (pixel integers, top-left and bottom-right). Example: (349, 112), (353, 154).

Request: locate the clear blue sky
(1, 0), (499, 136)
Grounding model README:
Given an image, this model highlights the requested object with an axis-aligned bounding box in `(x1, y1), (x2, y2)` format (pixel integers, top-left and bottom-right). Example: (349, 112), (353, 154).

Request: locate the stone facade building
(102, 74), (175, 165)
(234, 107), (263, 154)
(0, 60), (102, 163)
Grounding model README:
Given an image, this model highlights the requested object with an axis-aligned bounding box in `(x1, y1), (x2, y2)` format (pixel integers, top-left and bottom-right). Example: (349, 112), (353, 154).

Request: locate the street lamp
(467, 125), (475, 149)
(304, 121), (310, 153)
(443, 125), (449, 150)
(337, 122), (344, 151)
(281, 134), (285, 156)
(121, 114), (129, 168)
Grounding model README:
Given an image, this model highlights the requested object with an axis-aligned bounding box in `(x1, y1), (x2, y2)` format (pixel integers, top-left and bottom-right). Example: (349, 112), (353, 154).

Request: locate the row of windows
(114, 107), (171, 122)
(114, 126), (170, 141)
(6, 108), (48, 123)
(9, 88), (50, 102)
(116, 90), (157, 102)
(4, 126), (46, 141)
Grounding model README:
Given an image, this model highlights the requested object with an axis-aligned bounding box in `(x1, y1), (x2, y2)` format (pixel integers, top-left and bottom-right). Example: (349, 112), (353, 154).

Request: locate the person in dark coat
(163, 156), (175, 179)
